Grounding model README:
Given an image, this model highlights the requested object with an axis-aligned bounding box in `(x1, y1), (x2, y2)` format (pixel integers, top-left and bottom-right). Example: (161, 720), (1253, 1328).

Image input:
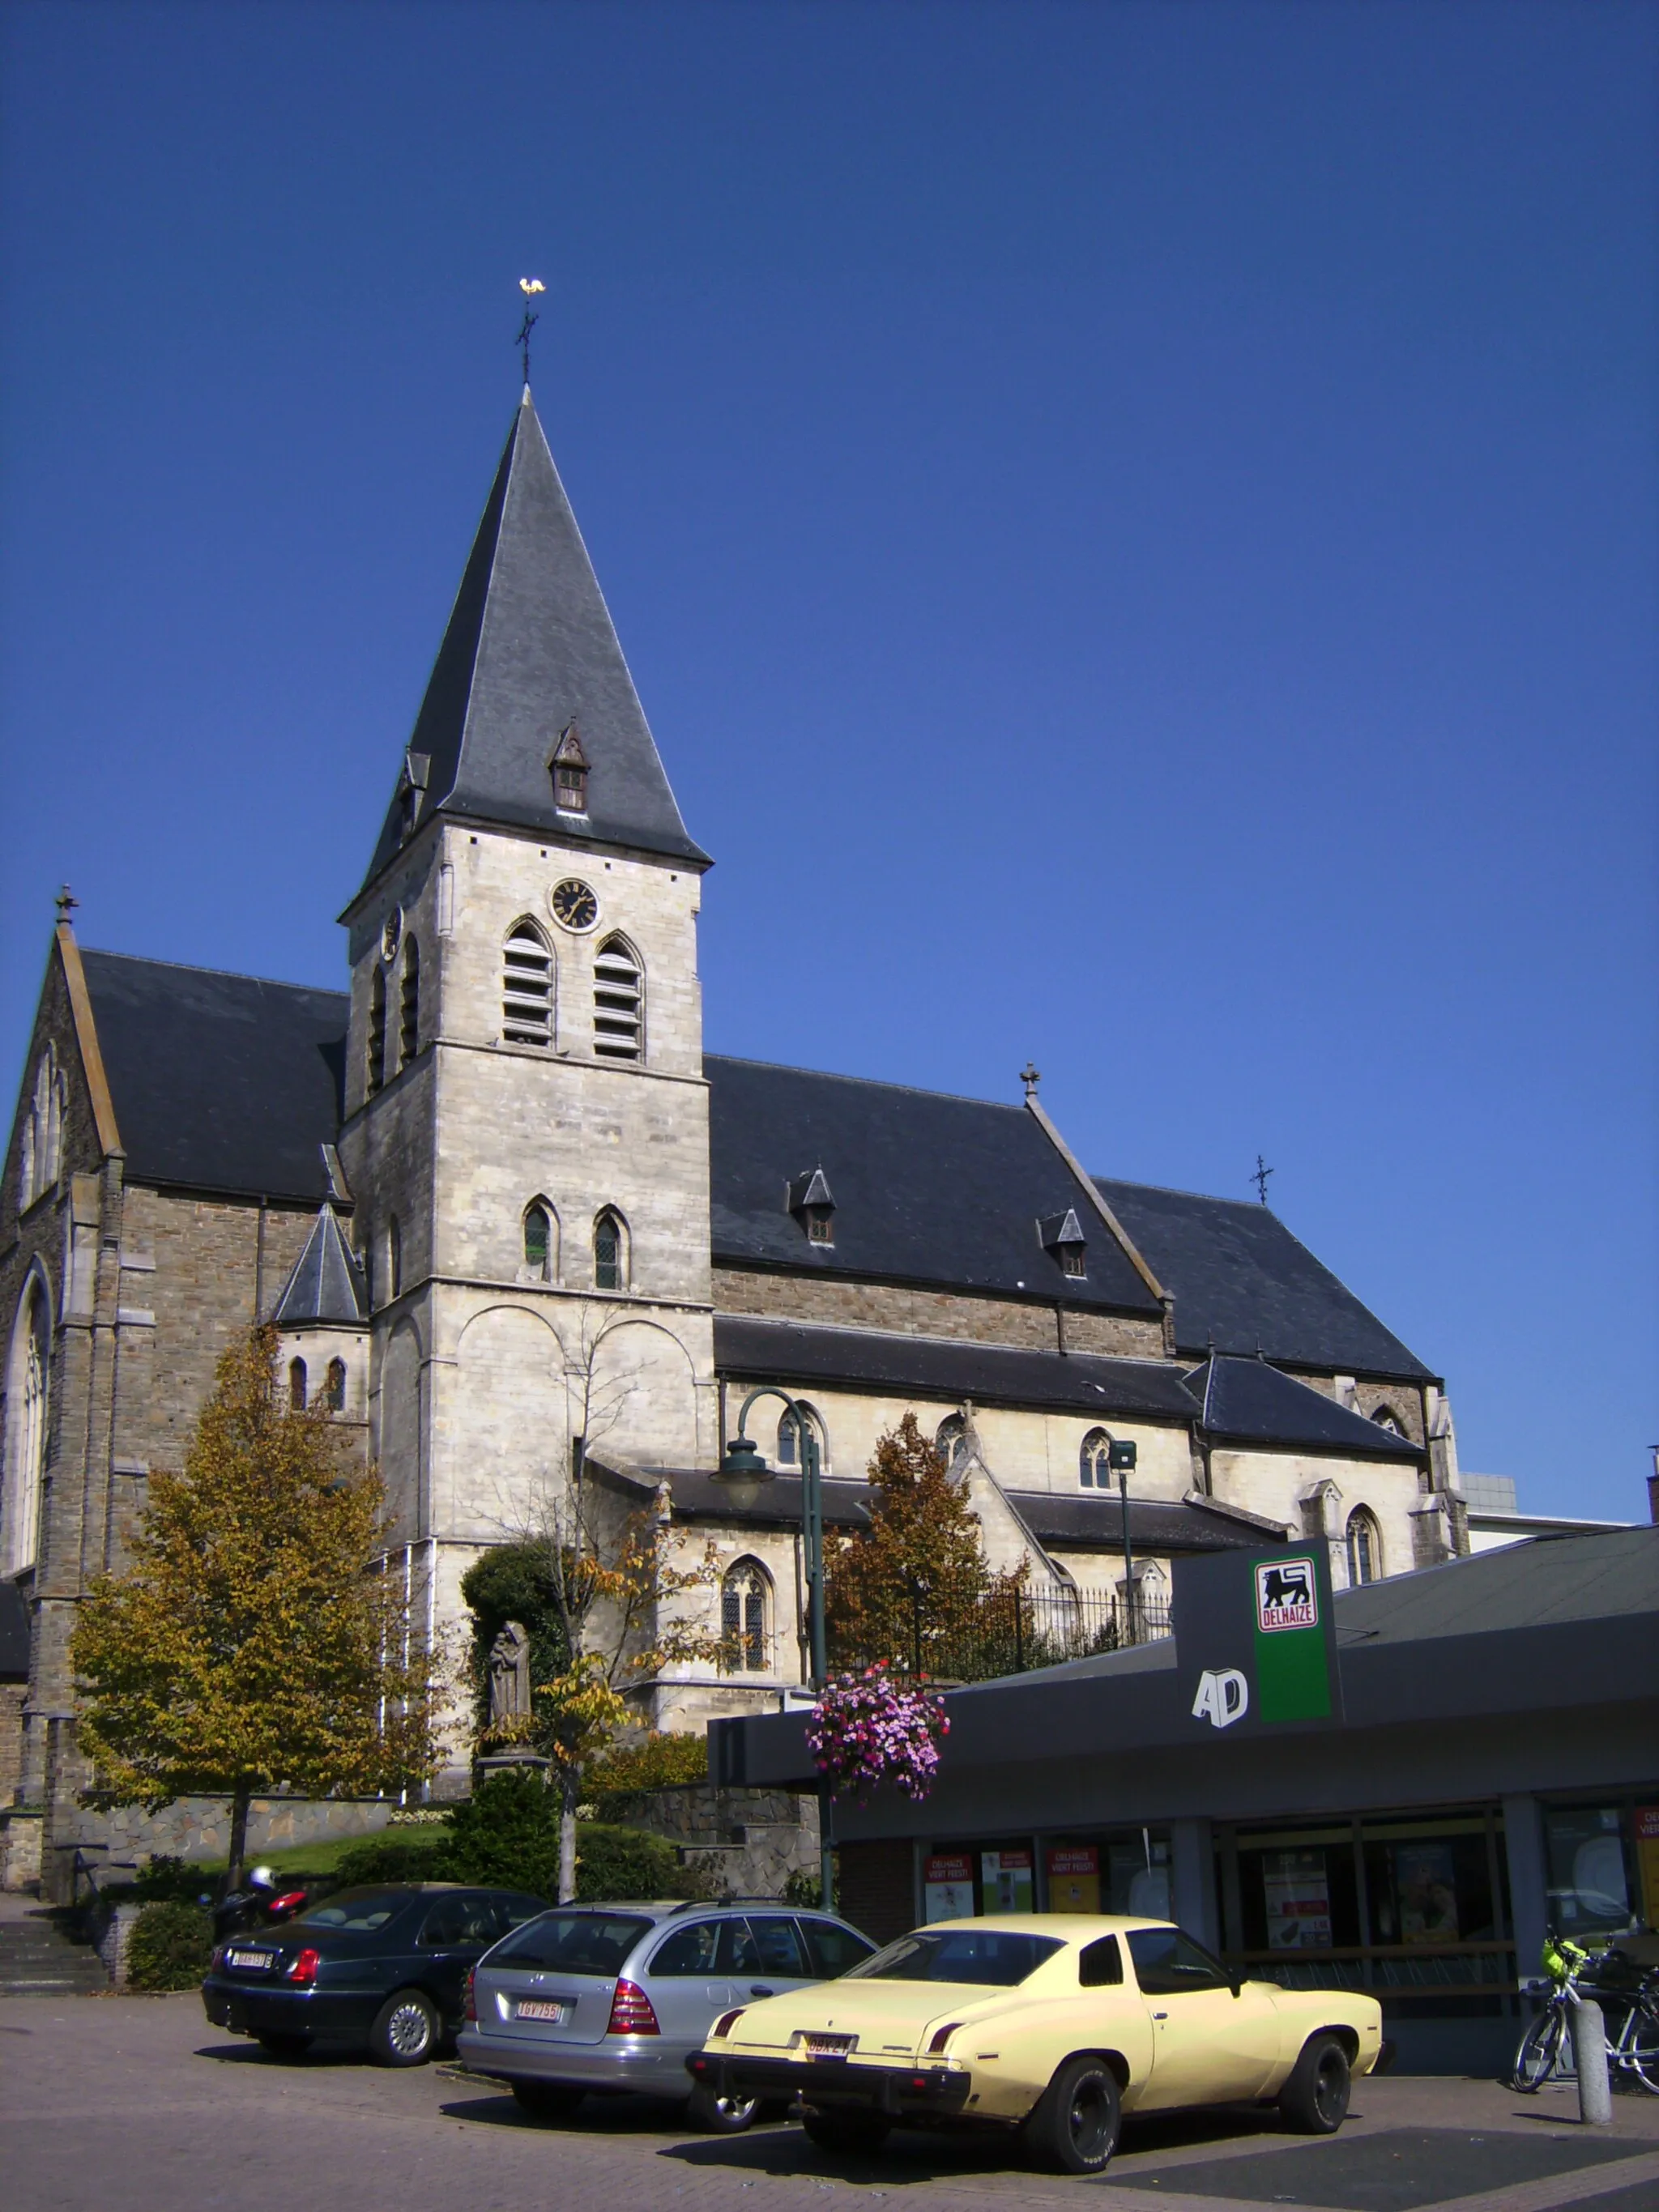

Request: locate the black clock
(550, 880), (599, 931)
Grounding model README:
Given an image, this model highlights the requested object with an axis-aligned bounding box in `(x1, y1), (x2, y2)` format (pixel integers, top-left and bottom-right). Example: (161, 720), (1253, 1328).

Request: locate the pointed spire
(273, 1204), (368, 1328)
(356, 394), (708, 897)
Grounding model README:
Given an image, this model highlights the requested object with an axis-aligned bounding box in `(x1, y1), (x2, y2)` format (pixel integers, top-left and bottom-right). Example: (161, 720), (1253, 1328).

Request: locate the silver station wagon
(458, 1900), (876, 2131)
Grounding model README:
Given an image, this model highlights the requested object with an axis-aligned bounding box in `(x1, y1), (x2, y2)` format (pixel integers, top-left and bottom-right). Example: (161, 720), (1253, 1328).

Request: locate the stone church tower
(336, 391), (719, 1687)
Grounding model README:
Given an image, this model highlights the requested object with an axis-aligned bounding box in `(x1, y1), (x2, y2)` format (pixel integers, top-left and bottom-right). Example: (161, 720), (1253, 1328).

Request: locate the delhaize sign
(1171, 1545), (1344, 1739)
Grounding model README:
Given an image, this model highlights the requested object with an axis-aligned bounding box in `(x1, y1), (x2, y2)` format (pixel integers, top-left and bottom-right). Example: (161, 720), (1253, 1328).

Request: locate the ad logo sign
(1255, 1558), (1318, 1633)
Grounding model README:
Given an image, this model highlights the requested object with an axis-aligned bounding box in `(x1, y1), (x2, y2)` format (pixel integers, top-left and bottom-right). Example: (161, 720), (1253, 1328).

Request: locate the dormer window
(787, 1168), (836, 1247)
(398, 750), (430, 840)
(549, 724), (590, 814)
(1040, 1208), (1087, 1278)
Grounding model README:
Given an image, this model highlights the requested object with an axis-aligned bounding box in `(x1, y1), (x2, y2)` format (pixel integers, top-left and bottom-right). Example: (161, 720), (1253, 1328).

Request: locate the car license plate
(228, 1950), (272, 1971)
(515, 1999), (566, 2023)
(801, 2033), (854, 2058)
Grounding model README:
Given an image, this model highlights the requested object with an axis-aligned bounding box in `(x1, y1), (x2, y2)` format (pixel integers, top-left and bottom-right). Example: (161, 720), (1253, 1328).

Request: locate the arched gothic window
(777, 1403), (827, 1472)
(288, 1357), (308, 1410)
(593, 1209), (626, 1293)
(399, 939), (420, 1069)
(1079, 1428), (1115, 1490)
(592, 935), (643, 1062)
(1346, 1508), (1381, 1586)
(386, 1217), (403, 1302)
(3, 1281), (49, 1575)
(721, 1559), (769, 1673)
(523, 1200), (556, 1283)
(1371, 1406), (1405, 1436)
(367, 967), (388, 1096)
(935, 1414), (969, 1471)
(503, 920), (554, 1046)
(18, 1050), (65, 1211)
(324, 1358), (347, 1413)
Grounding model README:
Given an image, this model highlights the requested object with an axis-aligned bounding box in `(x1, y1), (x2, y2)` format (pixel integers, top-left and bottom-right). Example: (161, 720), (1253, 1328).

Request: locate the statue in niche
(488, 1621), (533, 1725)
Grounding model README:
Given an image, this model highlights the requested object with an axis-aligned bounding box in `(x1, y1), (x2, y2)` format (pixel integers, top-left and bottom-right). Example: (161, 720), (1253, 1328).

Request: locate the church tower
(335, 392), (716, 1657)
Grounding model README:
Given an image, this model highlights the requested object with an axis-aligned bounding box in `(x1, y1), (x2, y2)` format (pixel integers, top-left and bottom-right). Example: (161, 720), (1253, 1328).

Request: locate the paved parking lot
(4, 1994), (1659, 2212)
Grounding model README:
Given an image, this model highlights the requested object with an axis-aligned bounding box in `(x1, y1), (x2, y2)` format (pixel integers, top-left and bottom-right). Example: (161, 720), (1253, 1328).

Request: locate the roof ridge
(81, 947), (348, 1003)
(1090, 1170), (1283, 1214)
(706, 1051), (1029, 1116)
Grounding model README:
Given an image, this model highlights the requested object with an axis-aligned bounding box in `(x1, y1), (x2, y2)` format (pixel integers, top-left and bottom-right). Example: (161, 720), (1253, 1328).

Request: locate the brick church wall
(714, 1265), (1165, 1361)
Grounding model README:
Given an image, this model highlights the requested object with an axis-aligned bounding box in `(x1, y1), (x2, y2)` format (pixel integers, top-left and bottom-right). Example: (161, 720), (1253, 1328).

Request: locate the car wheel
(687, 2083), (761, 2133)
(510, 2081), (586, 2121)
(1022, 2054), (1122, 2176)
(255, 2032), (310, 2061)
(800, 2111), (893, 2156)
(1277, 2035), (1351, 2134)
(368, 1988), (439, 2068)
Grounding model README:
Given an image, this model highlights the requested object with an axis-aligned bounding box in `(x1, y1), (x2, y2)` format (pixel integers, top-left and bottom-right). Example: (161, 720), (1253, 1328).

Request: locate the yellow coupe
(685, 1914), (1388, 2174)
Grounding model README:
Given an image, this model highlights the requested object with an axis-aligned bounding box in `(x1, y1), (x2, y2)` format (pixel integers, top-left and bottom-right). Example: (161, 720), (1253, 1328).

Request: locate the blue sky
(2, 1), (1653, 1519)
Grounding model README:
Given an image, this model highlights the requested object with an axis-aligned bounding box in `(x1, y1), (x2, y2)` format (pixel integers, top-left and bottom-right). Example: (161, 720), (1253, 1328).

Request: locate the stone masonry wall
(595, 1779), (820, 1899)
(714, 1266), (1165, 1360)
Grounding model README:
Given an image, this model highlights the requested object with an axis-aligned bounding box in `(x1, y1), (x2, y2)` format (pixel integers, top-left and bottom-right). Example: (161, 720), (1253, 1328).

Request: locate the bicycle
(1512, 1935), (1659, 2096)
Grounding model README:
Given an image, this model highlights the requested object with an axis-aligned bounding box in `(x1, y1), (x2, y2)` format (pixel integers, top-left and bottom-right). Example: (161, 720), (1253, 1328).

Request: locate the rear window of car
(295, 1889), (412, 1933)
(490, 1912), (654, 1974)
(800, 1919), (877, 1977)
(846, 1929), (1063, 1987)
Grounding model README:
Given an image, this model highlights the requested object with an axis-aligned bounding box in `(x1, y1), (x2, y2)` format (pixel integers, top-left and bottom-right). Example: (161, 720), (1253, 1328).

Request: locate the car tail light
(927, 2022), (962, 2054)
(210, 1945), (227, 1971)
(464, 1969), (477, 2023)
(606, 1979), (660, 2035)
(285, 1947), (322, 1988)
(270, 1890), (307, 1919)
(711, 2009), (746, 2039)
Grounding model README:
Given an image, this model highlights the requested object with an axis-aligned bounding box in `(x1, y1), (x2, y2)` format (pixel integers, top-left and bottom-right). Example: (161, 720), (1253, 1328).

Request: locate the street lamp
(713, 1387), (833, 1906)
(1108, 1438), (1138, 1643)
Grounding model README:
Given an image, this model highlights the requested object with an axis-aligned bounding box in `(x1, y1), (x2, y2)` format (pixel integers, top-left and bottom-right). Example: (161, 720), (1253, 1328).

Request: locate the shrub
(586, 1732), (708, 1793)
(574, 1822), (708, 1903)
(126, 1900), (214, 1991)
(331, 1831), (450, 1887)
(441, 1769), (561, 1894)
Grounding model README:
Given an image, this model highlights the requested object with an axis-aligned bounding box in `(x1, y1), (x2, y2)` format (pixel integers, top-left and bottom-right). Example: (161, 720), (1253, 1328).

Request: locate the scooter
(211, 1864), (309, 1942)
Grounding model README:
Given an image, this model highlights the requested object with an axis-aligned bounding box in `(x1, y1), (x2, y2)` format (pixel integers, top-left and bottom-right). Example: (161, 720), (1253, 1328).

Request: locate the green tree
(825, 1412), (1028, 1674)
(70, 1326), (442, 1887)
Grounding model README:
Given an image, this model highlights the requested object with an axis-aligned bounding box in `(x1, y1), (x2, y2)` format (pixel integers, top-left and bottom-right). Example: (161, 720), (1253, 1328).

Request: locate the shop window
(1544, 1806), (1638, 1937)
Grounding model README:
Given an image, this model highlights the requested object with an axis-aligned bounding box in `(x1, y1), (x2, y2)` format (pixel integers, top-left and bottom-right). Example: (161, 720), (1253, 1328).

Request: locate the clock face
(549, 879), (599, 932)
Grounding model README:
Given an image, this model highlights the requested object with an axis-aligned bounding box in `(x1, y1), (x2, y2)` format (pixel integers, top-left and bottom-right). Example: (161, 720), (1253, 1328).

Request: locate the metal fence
(835, 1584), (1171, 1686)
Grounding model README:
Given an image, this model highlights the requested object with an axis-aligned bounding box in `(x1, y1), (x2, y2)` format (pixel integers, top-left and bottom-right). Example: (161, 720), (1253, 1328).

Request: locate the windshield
(845, 1929), (1063, 1988)
(295, 1889), (412, 1933)
(490, 1912), (654, 1974)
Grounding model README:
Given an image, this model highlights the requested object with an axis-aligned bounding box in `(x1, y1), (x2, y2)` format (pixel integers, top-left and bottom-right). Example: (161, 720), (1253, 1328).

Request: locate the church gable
(2, 922), (119, 1250)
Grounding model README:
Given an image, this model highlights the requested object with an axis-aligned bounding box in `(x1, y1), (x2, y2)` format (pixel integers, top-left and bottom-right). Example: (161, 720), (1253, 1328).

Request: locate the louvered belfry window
(399, 939), (420, 1068)
(367, 967), (388, 1094)
(503, 922), (553, 1046)
(592, 935), (642, 1061)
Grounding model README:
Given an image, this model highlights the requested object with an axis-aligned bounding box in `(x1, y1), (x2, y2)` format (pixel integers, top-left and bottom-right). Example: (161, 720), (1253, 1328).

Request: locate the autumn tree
(70, 1327), (443, 1886)
(825, 1412), (1028, 1674)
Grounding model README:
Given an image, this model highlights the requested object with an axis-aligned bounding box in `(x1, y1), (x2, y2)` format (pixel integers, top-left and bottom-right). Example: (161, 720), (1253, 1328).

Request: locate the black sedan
(202, 1882), (548, 2065)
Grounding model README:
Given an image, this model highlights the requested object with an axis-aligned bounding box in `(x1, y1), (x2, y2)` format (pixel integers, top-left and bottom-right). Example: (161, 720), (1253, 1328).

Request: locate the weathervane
(515, 278), (546, 384)
(1252, 1153), (1275, 1205)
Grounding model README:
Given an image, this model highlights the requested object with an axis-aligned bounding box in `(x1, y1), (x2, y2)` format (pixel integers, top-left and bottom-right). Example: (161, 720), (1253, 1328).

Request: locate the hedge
(126, 1900), (215, 1991)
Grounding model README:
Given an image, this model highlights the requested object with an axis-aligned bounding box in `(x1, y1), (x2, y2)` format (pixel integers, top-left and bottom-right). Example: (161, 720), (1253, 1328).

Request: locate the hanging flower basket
(805, 1664), (949, 1803)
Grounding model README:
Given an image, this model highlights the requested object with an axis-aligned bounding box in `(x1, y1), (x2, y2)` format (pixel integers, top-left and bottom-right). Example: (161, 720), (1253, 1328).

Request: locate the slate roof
(1186, 1353), (1424, 1461)
(1094, 1177), (1432, 1379)
(358, 393), (707, 896)
(79, 952), (347, 1206)
(643, 1462), (1269, 1556)
(714, 1315), (1198, 1421)
(272, 1204), (368, 1326)
(707, 1058), (1161, 1317)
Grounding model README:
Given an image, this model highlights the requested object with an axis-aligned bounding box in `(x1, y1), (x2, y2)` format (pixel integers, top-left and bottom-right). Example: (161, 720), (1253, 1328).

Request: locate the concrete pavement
(3, 1993), (1658, 2212)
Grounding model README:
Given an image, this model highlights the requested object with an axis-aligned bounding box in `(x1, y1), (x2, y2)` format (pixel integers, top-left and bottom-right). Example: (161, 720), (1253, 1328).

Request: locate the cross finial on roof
(1020, 1061), (1041, 1099)
(516, 278), (546, 386)
(55, 884), (78, 923)
(1252, 1153), (1275, 1204)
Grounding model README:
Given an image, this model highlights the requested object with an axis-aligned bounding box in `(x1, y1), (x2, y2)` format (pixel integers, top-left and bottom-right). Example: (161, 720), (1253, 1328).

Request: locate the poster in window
(923, 1855), (974, 1923)
(1395, 1843), (1460, 1943)
(1046, 1845), (1100, 1914)
(981, 1848), (1034, 1913)
(1263, 1849), (1332, 1949)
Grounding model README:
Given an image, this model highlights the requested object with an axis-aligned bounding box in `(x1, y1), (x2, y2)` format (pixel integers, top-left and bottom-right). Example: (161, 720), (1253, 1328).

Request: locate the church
(0, 390), (1467, 1892)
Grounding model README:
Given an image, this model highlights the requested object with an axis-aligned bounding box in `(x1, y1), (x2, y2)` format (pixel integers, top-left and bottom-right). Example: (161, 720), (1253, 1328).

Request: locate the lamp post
(1109, 1438), (1138, 1643)
(713, 1387), (832, 1905)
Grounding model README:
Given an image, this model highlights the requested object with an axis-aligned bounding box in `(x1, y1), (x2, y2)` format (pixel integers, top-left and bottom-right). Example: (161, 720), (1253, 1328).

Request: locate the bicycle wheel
(1627, 2004), (1659, 2096)
(1513, 2008), (1566, 2092)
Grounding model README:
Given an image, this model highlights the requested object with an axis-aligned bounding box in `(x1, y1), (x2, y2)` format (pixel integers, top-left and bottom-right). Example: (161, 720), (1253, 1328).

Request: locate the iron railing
(835, 1585), (1171, 1686)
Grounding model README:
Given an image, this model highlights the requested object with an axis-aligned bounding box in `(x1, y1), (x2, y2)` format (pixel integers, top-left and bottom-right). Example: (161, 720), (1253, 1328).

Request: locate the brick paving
(3, 1994), (1658, 2212)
